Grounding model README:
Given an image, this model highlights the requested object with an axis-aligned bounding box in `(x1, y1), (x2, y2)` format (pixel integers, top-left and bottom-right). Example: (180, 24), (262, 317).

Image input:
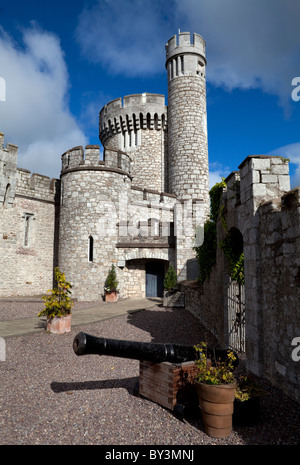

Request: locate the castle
(0, 32), (210, 300)
(1, 31), (300, 402)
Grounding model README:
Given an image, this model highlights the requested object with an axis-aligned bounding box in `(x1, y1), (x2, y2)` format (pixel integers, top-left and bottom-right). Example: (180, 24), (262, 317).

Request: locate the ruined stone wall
(183, 155), (300, 402)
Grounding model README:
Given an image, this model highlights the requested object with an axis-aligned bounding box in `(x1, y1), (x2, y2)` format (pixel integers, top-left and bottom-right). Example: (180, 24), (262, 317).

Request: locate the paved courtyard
(0, 297), (299, 447)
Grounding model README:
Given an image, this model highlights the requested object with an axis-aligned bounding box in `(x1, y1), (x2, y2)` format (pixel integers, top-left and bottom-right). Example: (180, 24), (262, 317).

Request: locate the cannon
(72, 332), (238, 419)
(73, 331), (238, 366)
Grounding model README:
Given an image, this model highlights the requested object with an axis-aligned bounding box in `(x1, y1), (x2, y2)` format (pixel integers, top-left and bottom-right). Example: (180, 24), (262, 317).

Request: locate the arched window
(88, 236), (94, 262)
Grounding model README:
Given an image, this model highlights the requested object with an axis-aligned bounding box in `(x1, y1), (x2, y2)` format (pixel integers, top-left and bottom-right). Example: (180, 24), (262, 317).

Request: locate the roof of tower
(165, 31), (206, 66)
(99, 93), (167, 144)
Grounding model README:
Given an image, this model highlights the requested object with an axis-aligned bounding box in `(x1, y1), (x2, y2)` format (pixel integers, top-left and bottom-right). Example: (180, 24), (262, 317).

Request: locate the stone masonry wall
(131, 128), (167, 192)
(182, 155), (299, 403)
(258, 187), (300, 402)
(0, 132), (59, 297)
(1, 196), (58, 296)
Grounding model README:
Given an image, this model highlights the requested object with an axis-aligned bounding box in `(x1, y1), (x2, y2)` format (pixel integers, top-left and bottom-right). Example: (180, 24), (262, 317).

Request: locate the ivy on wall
(219, 230), (245, 285)
(194, 179), (226, 283)
(194, 179), (245, 285)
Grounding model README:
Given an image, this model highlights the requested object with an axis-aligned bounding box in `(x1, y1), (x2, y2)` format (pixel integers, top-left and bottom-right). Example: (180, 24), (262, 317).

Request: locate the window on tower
(88, 235), (94, 262)
(23, 213), (34, 247)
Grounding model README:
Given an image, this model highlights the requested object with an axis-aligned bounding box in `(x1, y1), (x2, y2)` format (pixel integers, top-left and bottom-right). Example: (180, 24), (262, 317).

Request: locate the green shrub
(38, 267), (73, 319)
(105, 264), (119, 293)
(163, 265), (177, 291)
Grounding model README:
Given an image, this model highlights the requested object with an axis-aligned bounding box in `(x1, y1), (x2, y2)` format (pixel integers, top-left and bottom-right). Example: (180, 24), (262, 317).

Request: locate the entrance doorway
(146, 261), (165, 297)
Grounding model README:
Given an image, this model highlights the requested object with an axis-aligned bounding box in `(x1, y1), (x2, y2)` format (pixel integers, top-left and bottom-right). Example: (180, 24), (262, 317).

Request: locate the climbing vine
(219, 231), (245, 285)
(194, 179), (226, 283)
(194, 178), (245, 285)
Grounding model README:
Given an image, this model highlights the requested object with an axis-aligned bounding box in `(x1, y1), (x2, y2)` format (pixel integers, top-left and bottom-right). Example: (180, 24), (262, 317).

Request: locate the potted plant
(194, 342), (237, 438)
(163, 265), (184, 307)
(38, 267), (73, 334)
(163, 265), (177, 292)
(233, 374), (266, 426)
(104, 264), (119, 302)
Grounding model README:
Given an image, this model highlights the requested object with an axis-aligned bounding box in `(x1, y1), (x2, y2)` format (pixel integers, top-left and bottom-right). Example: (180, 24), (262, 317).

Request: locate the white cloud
(174, 0), (300, 112)
(76, 0), (300, 112)
(209, 162), (230, 189)
(75, 0), (174, 76)
(0, 25), (87, 178)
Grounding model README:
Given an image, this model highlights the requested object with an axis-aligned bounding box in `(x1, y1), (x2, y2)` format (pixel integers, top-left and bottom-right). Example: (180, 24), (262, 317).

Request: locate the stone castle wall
(182, 155), (300, 403)
(0, 133), (59, 297)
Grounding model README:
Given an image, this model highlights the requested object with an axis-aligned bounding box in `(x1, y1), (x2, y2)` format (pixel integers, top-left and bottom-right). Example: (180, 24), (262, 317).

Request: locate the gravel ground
(0, 299), (299, 446)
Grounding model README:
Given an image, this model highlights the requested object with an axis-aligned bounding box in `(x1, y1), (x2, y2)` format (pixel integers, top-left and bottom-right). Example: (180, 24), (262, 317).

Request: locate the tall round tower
(166, 32), (209, 208)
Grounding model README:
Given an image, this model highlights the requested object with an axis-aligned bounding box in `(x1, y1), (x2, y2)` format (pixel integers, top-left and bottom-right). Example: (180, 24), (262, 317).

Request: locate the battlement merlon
(15, 169), (60, 202)
(99, 93), (167, 143)
(222, 155), (291, 214)
(165, 32), (206, 65)
(0, 132), (18, 171)
(61, 145), (132, 176)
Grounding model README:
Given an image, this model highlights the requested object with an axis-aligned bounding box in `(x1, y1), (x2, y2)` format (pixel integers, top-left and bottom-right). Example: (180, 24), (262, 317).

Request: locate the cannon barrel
(73, 332), (238, 366)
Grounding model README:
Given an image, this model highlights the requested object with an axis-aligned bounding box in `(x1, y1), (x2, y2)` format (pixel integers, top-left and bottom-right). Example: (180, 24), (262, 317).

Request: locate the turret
(58, 145), (132, 301)
(166, 32), (210, 280)
(99, 93), (167, 192)
(166, 32), (209, 208)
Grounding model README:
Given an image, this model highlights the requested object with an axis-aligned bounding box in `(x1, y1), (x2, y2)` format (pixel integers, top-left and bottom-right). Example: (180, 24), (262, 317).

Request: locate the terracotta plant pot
(105, 291), (118, 302)
(47, 315), (71, 334)
(195, 381), (236, 438)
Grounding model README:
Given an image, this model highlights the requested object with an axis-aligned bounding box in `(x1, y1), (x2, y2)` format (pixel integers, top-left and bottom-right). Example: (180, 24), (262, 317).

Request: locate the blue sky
(1, 0), (300, 188)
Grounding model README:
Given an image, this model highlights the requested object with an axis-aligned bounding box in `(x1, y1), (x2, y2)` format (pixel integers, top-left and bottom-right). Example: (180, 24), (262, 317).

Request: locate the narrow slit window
(88, 236), (94, 262)
(3, 183), (11, 207)
(24, 213), (34, 246)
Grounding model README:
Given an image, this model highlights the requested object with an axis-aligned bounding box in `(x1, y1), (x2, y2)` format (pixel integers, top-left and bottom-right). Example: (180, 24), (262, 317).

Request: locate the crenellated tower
(58, 145), (132, 301)
(165, 32), (210, 279)
(166, 32), (209, 209)
(99, 93), (167, 192)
